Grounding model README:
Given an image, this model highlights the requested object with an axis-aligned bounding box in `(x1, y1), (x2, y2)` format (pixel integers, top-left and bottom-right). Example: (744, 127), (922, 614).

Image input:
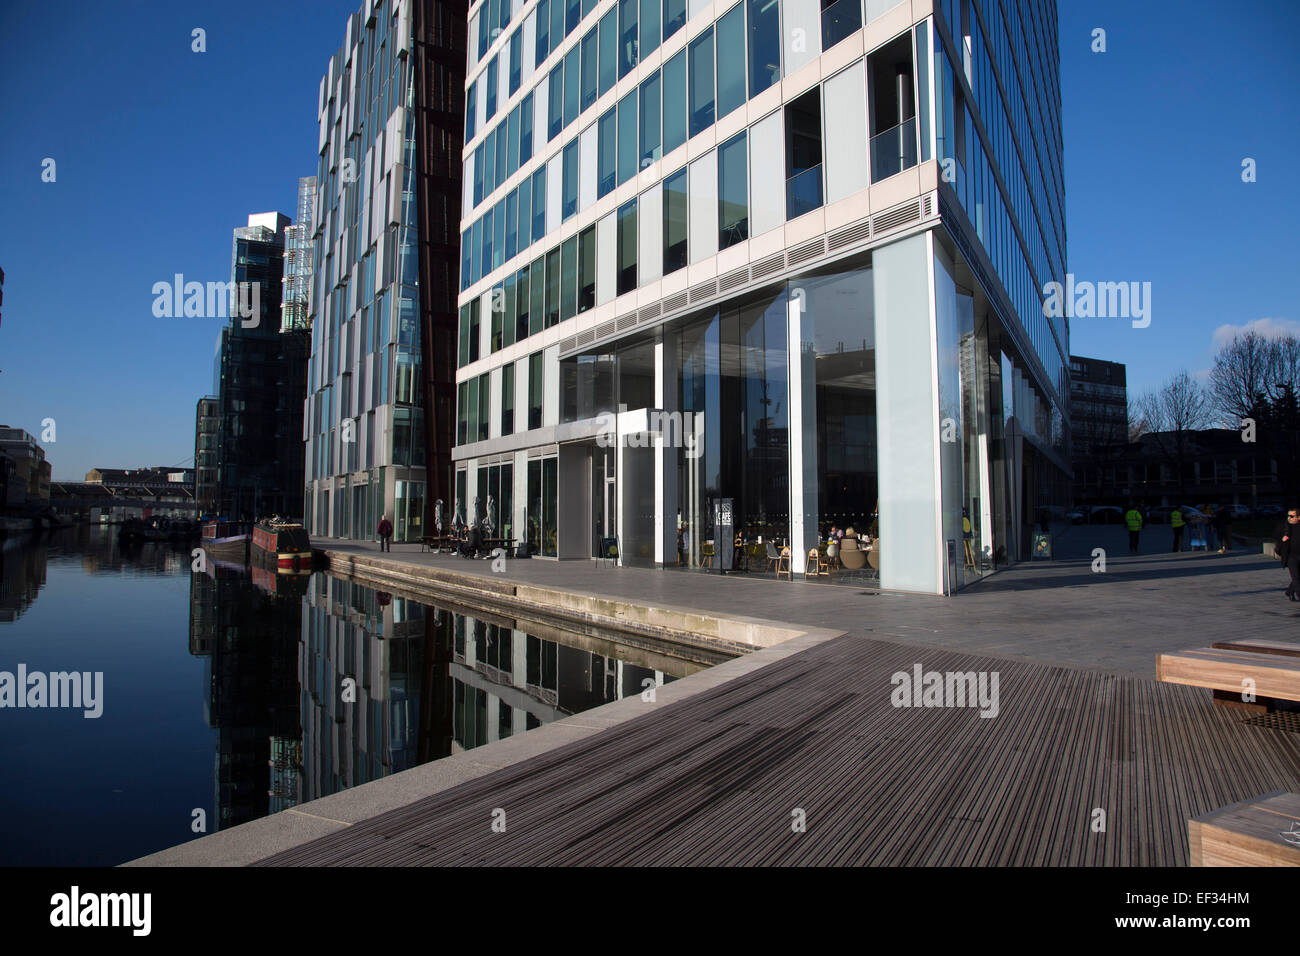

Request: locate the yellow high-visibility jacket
(1125, 509), (1143, 531)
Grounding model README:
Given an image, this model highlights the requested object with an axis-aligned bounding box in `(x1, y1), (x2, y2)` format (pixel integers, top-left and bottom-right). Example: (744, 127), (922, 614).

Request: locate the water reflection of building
(0, 536), (46, 623)
(188, 559), (303, 829)
(298, 574), (683, 801)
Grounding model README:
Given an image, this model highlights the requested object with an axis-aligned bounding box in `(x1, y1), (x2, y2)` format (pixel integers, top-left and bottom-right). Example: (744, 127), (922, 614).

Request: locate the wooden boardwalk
(257, 636), (1300, 866)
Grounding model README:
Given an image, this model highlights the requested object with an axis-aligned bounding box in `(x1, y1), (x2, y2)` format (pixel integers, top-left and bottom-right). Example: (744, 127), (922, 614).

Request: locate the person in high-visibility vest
(1170, 506), (1185, 553)
(1124, 504), (1143, 554)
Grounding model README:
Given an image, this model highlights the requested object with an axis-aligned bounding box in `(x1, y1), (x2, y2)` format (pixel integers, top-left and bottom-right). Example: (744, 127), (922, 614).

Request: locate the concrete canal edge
(124, 551), (845, 867)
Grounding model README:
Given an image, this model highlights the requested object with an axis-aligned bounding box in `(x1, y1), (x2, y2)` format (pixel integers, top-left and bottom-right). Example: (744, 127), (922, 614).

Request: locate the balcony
(870, 116), (917, 183)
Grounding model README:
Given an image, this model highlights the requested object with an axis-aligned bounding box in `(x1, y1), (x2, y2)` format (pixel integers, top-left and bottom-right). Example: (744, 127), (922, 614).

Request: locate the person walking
(1275, 509), (1300, 601)
(377, 514), (393, 552)
(1213, 505), (1232, 553)
(1124, 503), (1143, 554)
(1170, 506), (1185, 553)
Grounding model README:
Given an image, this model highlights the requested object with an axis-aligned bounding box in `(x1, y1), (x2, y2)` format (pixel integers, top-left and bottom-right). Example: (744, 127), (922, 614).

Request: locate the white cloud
(1210, 317), (1300, 350)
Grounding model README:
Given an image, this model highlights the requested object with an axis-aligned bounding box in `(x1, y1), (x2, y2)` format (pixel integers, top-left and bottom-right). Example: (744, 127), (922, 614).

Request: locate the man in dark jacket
(377, 515), (393, 552)
(1275, 509), (1300, 600)
(460, 525), (484, 559)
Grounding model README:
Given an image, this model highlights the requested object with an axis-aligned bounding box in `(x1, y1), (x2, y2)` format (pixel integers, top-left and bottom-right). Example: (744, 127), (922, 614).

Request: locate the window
(718, 131), (748, 248)
(561, 236), (578, 319)
(640, 0), (660, 56)
(477, 371), (490, 440)
(505, 189), (518, 261)
(481, 207), (494, 272)
(471, 218), (485, 284)
(530, 256), (546, 335)
(507, 108), (521, 177)
(465, 82), (477, 140)
(598, 108), (618, 197)
(517, 177), (532, 254)
(639, 73), (661, 167)
(820, 0), (861, 51)
(515, 267), (530, 342)
(617, 199), (637, 294)
(619, 0), (638, 77)
(545, 247), (561, 326)
(528, 351), (545, 429)
(578, 225), (596, 312)
(473, 142), (485, 206)
(485, 56), (499, 119)
(483, 129), (496, 195)
(469, 297), (481, 362)
(493, 121), (504, 183)
(662, 50), (687, 154)
(509, 29), (523, 94)
(688, 29), (715, 137)
(564, 46), (581, 125)
(461, 228), (473, 290)
(491, 283), (504, 351)
(580, 26), (599, 112)
(747, 0), (780, 97)
(458, 379), (470, 444)
(502, 361), (515, 436)
(458, 304), (471, 367)
(565, 0), (581, 34)
(599, 9), (618, 96)
(531, 167), (547, 241)
(562, 139), (579, 219)
(617, 91), (638, 185)
(663, 0), (685, 40)
(493, 197), (506, 268)
(520, 93), (534, 165)
(715, 2), (746, 119)
(554, 0), (569, 42)
(548, 65), (564, 140)
(536, 0), (550, 62)
(785, 87), (823, 218)
(663, 166), (688, 273)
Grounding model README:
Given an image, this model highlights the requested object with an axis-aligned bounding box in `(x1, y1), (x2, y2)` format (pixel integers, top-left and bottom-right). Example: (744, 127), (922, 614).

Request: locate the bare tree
(1209, 330), (1300, 425)
(1135, 371), (1213, 499)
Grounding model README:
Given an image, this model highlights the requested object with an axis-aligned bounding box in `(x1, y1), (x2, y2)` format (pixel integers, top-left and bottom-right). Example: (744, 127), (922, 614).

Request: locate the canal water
(0, 526), (699, 865)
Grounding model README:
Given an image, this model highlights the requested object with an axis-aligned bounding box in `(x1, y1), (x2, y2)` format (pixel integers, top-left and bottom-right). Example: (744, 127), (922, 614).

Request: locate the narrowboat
(251, 517), (312, 572)
(201, 518), (250, 556)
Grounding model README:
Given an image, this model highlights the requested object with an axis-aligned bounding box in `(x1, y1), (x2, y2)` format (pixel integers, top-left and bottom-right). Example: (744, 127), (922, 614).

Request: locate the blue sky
(0, 0), (1296, 479)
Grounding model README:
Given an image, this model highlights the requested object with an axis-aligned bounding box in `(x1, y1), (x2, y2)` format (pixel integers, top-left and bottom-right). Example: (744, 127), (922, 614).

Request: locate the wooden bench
(1157, 639), (1300, 713)
(1189, 791), (1300, 866)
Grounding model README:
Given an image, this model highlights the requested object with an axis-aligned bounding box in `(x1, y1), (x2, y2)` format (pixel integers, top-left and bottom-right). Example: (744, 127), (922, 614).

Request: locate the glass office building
(454, 0), (1068, 592)
(305, 0), (466, 543)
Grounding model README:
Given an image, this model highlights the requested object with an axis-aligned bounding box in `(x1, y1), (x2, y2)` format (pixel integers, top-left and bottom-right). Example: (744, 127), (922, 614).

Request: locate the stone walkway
(322, 525), (1290, 678)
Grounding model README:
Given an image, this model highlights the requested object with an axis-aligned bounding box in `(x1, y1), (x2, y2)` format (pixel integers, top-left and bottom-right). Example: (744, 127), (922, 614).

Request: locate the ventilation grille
(560, 334), (577, 352)
(615, 313), (638, 332)
(751, 252), (785, 279)
(596, 320), (616, 339)
(689, 280), (717, 303)
(638, 302), (662, 324)
(873, 199), (923, 234)
(662, 291), (689, 314)
(922, 194), (933, 217)
(787, 237), (825, 266)
(718, 267), (750, 292)
(828, 218), (871, 251)
(575, 329), (595, 347)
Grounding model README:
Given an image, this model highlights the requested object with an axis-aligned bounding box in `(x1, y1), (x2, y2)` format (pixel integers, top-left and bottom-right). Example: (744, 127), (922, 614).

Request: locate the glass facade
(454, 0), (1067, 593)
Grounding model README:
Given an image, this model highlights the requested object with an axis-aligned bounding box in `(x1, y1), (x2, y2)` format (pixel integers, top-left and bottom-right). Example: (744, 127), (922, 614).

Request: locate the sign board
(1032, 532), (1053, 560)
(713, 498), (734, 572)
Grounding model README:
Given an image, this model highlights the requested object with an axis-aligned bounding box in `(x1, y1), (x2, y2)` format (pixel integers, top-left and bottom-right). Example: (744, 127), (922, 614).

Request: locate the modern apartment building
(1068, 354), (1126, 459)
(453, 0), (1068, 592)
(215, 212), (310, 522)
(194, 396), (220, 513)
(304, 0), (466, 543)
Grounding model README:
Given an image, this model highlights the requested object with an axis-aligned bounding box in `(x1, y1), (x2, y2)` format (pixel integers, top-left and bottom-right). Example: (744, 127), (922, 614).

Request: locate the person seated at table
(828, 525), (843, 543)
(460, 525), (484, 558)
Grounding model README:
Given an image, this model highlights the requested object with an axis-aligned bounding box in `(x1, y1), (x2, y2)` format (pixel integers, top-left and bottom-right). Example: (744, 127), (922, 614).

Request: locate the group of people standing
(1124, 504), (1233, 555)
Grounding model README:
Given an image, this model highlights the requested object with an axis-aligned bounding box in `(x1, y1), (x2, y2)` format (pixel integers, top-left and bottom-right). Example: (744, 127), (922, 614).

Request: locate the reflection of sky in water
(0, 527), (694, 865)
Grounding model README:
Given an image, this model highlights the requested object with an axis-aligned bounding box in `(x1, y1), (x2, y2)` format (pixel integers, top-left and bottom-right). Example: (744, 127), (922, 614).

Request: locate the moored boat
(251, 517), (312, 572)
(201, 519), (250, 556)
